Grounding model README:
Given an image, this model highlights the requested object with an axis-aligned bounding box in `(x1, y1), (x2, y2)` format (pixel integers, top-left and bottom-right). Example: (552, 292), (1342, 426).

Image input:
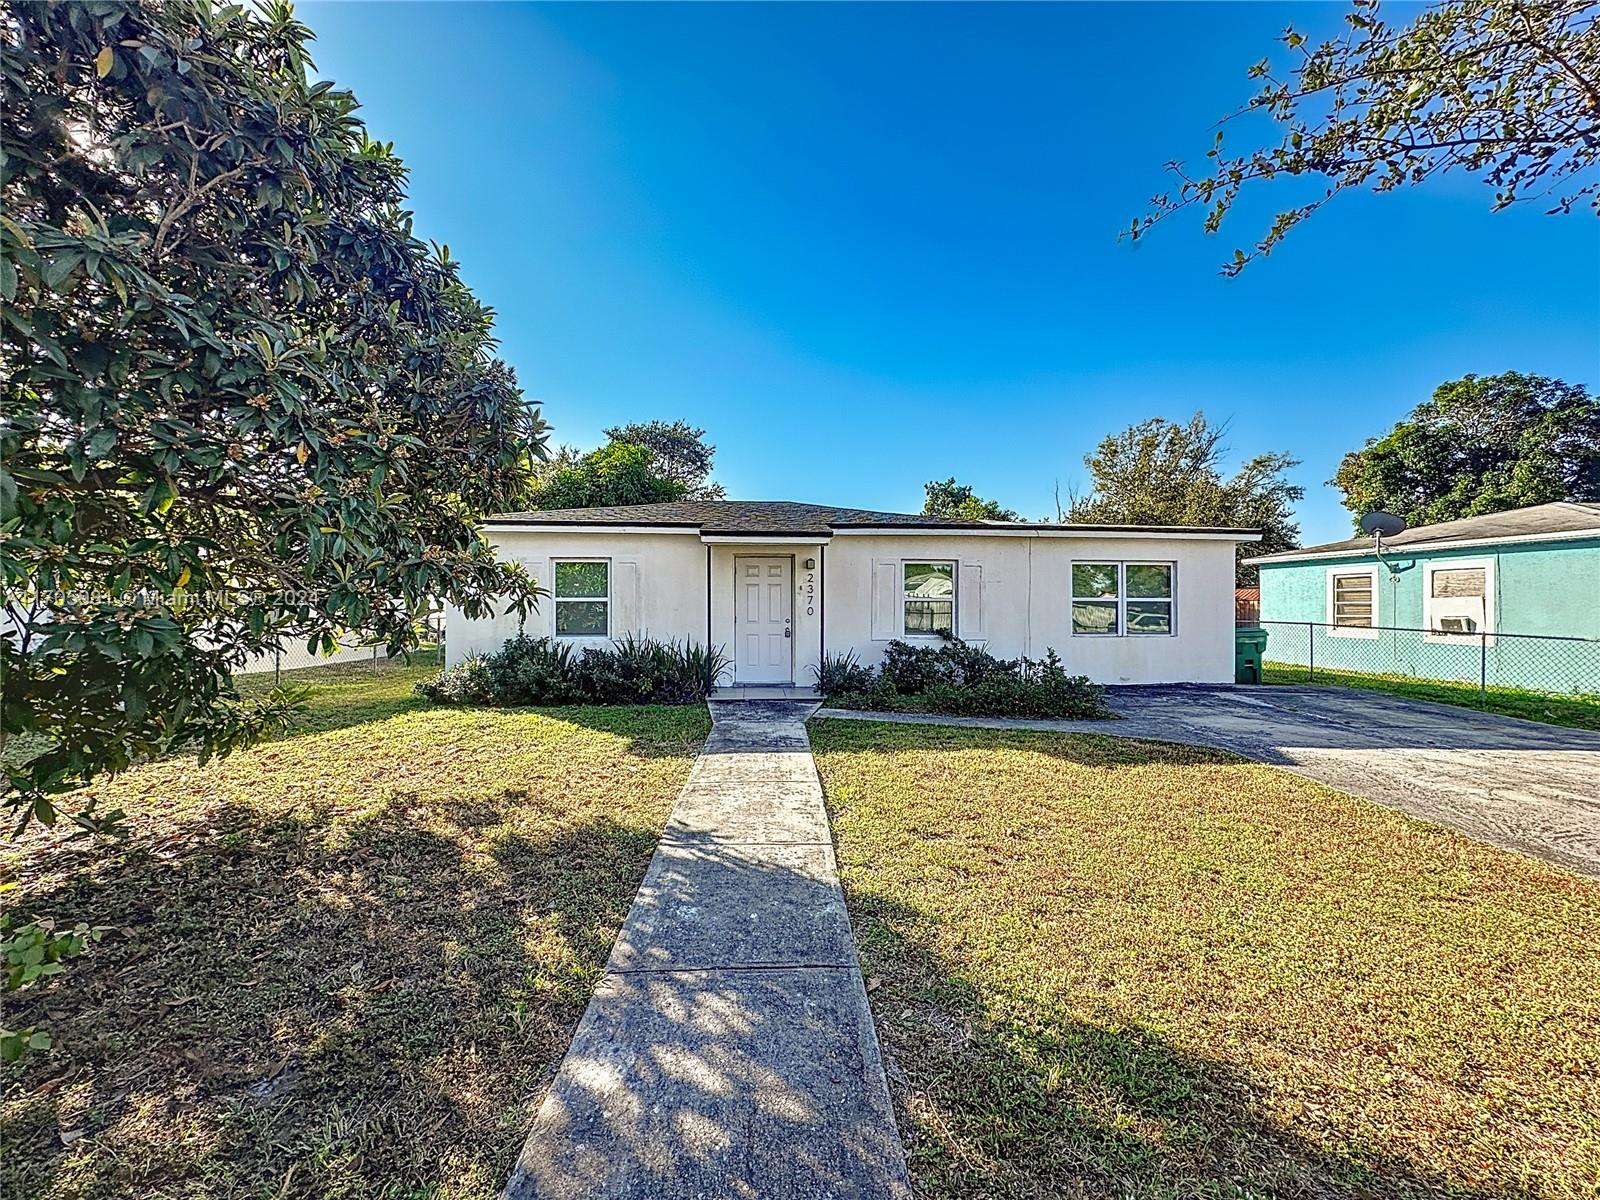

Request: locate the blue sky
(303, 1), (1598, 545)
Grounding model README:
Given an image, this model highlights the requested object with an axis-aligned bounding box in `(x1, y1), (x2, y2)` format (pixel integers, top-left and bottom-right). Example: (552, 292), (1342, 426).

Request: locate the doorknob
(784, 627), (791, 638)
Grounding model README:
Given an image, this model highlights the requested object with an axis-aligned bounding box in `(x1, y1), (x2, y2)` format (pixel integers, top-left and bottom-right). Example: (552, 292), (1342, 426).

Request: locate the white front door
(736, 556), (792, 683)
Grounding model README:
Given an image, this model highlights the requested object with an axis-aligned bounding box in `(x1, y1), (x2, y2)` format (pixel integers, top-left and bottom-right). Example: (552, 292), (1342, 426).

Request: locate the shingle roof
(486, 500), (1258, 537)
(1253, 502), (1600, 563)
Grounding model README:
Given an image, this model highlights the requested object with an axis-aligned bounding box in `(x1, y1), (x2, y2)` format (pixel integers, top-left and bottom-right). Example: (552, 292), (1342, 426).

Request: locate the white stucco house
(446, 501), (1260, 686)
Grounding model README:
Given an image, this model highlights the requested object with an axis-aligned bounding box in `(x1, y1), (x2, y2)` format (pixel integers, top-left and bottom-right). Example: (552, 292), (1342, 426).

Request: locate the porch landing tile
(709, 685), (823, 702)
(503, 702), (910, 1200)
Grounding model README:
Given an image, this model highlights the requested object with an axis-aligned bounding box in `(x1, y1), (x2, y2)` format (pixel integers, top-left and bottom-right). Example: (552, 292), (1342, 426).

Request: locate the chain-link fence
(1259, 620), (1600, 703)
(234, 609), (447, 684)
(235, 637), (391, 682)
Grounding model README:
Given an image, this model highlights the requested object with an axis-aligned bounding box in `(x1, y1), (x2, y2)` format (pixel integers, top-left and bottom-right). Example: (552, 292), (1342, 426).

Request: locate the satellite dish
(1360, 511), (1407, 538)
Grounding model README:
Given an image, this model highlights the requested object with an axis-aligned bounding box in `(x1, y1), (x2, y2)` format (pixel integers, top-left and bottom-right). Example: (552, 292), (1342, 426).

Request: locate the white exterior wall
(446, 530), (708, 667)
(450, 526), (1242, 685)
(824, 533), (1238, 684)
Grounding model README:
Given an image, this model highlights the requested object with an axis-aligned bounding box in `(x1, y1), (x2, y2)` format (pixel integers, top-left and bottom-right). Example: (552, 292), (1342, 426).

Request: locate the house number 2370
(803, 571), (815, 617)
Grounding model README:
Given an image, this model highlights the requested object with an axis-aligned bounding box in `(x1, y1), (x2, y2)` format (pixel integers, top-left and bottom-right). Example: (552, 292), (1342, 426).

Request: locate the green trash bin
(1234, 627), (1268, 684)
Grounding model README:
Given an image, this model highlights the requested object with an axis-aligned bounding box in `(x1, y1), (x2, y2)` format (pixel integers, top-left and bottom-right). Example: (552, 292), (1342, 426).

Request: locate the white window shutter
(521, 557), (550, 636)
(613, 559), (641, 637)
(959, 561), (984, 639)
(871, 559), (899, 640)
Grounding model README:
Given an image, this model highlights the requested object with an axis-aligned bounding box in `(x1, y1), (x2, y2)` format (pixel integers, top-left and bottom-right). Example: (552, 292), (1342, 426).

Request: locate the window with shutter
(1332, 573), (1373, 626)
(1326, 566), (1379, 637)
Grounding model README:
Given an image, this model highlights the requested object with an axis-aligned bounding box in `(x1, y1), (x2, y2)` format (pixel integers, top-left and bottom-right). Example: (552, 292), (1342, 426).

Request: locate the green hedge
(418, 635), (730, 706)
(816, 638), (1112, 720)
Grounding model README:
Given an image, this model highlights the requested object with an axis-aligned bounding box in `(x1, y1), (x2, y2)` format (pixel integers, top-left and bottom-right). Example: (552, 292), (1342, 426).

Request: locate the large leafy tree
(1, 1), (547, 833)
(1132, 0), (1600, 274)
(530, 442), (688, 509)
(1332, 372), (1600, 529)
(1068, 415), (1303, 583)
(602, 419), (725, 500)
(922, 478), (1019, 521)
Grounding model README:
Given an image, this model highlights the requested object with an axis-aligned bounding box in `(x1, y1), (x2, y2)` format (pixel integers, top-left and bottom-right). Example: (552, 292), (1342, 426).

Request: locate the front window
(1072, 562), (1175, 636)
(553, 560), (609, 636)
(1071, 563), (1120, 635)
(1125, 563), (1174, 635)
(903, 562), (954, 636)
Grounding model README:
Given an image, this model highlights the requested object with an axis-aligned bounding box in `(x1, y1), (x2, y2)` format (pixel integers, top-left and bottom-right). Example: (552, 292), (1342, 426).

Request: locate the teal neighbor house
(1253, 502), (1600, 695)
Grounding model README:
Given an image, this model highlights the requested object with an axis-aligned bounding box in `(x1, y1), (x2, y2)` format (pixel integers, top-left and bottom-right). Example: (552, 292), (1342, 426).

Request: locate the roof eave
(1254, 526), (1600, 564)
(831, 525), (1260, 541)
(482, 519), (702, 534)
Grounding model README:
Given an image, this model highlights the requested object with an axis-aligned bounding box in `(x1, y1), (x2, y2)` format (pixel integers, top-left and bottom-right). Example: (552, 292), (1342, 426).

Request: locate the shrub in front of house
(815, 638), (1112, 720)
(416, 655), (498, 705)
(812, 648), (878, 696)
(879, 636), (1014, 692)
(418, 634), (730, 706)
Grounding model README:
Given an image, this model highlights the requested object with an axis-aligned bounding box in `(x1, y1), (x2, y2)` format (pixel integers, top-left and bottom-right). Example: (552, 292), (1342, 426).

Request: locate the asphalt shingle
(1254, 502), (1600, 561)
(488, 499), (1256, 536)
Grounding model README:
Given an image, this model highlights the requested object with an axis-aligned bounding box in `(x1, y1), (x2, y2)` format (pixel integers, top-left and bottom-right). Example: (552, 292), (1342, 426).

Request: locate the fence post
(1479, 631), (1488, 708)
(274, 645), (281, 687)
(1307, 621), (1315, 683)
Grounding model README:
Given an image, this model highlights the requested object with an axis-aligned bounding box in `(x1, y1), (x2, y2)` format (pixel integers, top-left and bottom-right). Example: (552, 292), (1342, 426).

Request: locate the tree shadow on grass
(849, 888), (1546, 1200)
(6, 773), (1547, 1200)
(1, 787), (672, 1199)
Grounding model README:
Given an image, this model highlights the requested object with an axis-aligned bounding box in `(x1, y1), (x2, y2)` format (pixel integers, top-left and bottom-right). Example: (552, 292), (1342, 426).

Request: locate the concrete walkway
(816, 684), (1600, 880)
(505, 701), (911, 1200)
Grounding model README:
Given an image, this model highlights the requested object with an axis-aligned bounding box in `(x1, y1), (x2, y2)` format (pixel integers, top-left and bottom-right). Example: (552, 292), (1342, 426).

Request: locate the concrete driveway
(816, 686), (1600, 880)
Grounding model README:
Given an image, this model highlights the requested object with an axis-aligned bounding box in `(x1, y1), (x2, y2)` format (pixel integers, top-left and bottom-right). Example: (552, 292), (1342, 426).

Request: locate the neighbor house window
(553, 560), (609, 636)
(1327, 567), (1377, 635)
(1425, 560), (1492, 641)
(903, 562), (955, 635)
(1071, 562), (1175, 636)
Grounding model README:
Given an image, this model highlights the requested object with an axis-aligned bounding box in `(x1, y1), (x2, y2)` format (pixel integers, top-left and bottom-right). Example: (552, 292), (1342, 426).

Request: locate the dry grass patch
(811, 718), (1600, 1200)
(2, 655), (709, 1199)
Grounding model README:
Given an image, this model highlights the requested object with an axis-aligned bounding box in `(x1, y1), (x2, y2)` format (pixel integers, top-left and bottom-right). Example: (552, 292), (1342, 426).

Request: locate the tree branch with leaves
(1, 1), (548, 843)
(1131, 0), (1600, 274)
(1067, 414), (1304, 584)
(922, 478), (1019, 522)
(1332, 372), (1599, 527)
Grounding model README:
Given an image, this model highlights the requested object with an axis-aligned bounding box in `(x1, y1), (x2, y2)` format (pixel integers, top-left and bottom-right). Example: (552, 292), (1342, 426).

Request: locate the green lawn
(1263, 661), (1600, 732)
(811, 718), (1600, 1200)
(2, 655), (709, 1200)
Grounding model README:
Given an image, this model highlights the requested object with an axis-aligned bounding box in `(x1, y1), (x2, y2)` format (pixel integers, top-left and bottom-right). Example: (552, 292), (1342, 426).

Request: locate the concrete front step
(709, 685), (824, 701)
